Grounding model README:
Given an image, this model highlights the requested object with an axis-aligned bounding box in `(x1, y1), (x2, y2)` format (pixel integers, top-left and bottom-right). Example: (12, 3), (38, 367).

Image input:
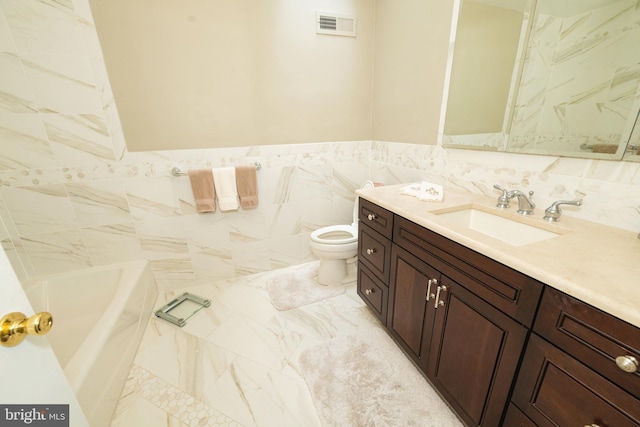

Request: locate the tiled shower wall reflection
(510, 0), (640, 151)
(0, 0), (368, 289)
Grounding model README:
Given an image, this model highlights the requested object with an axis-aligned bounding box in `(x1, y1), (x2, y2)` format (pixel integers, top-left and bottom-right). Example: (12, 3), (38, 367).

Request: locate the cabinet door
(512, 334), (640, 427)
(427, 277), (528, 427)
(387, 245), (438, 368)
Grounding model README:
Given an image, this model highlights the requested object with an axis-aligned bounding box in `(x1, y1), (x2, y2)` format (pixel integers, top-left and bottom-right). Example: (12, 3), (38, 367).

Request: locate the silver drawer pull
(366, 248), (376, 255)
(615, 355), (638, 373)
(367, 214), (377, 221)
(426, 278), (437, 301)
(365, 289), (374, 295)
(434, 285), (447, 309)
(585, 424), (601, 427)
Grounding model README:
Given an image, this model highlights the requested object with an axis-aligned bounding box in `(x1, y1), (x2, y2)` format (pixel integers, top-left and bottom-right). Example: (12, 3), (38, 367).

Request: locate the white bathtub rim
(64, 261), (150, 392)
(22, 260), (152, 392)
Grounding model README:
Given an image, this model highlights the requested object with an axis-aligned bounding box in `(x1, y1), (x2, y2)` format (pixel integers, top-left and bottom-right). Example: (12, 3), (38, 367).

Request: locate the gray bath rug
(298, 328), (464, 427)
(266, 262), (345, 311)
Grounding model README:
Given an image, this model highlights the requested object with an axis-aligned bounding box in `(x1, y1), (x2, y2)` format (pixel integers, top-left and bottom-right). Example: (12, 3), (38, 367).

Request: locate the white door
(0, 249), (88, 426)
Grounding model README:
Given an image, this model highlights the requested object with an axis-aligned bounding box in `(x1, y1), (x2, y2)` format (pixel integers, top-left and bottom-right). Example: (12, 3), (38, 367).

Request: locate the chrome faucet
(543, 199), (583, 222)
(492, 184), (511, 208)
(507, 190), (535, 215)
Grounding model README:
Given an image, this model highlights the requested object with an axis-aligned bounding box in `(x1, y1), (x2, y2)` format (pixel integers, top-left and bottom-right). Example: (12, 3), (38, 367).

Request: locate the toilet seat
(310, 224), (357, 245)
(310, 181), (375, 246)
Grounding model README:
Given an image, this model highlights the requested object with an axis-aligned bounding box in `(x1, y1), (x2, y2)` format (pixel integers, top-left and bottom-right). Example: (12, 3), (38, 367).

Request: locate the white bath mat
(298, 328), (464, 427)
(266, 262), (345, 311)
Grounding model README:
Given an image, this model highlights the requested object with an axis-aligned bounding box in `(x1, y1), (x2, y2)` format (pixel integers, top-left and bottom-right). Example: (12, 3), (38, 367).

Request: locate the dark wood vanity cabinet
(510, 287), (640, 426)
(356, 199), (640, 427)
(387, 242), (528, 426)
(387, 216), (535, 427)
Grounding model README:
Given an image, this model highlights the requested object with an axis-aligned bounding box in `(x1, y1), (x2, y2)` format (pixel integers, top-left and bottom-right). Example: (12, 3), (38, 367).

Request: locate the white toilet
(310, 181), (375, 285)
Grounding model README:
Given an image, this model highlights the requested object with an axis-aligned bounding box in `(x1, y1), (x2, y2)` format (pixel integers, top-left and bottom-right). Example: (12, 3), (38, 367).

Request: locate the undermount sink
(432, 205), (570, 246)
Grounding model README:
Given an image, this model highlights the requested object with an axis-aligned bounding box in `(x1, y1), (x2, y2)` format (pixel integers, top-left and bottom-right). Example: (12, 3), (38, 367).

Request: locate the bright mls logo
(0, 405), (69, 426)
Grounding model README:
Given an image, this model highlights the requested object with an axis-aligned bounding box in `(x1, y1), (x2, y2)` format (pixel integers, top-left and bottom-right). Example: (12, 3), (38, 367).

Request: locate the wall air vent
(316, 12), (357, 37)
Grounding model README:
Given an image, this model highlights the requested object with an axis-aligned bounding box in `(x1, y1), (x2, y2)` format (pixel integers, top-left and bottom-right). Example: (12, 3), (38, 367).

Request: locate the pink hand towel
(235, 165), (259, 209)
(188, 169), (216, 213)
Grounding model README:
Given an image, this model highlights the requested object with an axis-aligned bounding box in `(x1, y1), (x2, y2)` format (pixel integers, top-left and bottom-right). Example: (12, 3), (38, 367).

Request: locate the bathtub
(24, 260), (157, 427)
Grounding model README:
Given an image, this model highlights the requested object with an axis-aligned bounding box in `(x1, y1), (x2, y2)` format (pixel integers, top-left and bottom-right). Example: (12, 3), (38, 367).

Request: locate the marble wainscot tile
(0, 10), (16, 52)
(2, 0), (85, 55)
(190, 249), (236, 283)
(230, 241), (273, 276)
(0, 53), (37, 113)
(1, 184), (77, 235)
(20, 228), (91, 275)
(42, 113), (116, 166)
(149, 257), (197, 292)
(81, 223), (143, 266)
(0, 197), (35, 278)
(20, 53), (103, 115)
(66, 180), (131, 227)
(267, 234), (314, 269)
(125, 177), (182, 220)
(0, 113), (56, 169)
(137, 217), (189, 260)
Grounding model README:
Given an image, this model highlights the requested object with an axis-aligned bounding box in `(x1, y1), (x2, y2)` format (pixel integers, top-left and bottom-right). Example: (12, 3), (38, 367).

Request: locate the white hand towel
(400, 181), (444, 202)
(213, 167), (239, 211)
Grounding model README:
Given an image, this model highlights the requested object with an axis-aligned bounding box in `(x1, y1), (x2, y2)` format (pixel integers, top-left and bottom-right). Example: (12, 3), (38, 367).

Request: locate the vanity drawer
(357, 264), (388, 325)
(358, 198), (393, 240)
(358, 223), (392, 284)
(534, 287), (640, 400)
(393, 216), (543, 326)
(512, 333), (640, 427)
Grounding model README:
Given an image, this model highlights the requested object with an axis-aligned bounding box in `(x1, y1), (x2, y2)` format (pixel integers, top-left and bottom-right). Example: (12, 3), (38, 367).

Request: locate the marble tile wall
(1, 0), (638, 293)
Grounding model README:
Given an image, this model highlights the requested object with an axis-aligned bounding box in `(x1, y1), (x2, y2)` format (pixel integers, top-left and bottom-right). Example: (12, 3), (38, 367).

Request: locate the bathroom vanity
(355, 185), (640, 427)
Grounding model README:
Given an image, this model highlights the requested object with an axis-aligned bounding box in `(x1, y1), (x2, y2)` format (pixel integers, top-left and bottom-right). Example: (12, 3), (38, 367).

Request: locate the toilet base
(316, 258), (349, 286)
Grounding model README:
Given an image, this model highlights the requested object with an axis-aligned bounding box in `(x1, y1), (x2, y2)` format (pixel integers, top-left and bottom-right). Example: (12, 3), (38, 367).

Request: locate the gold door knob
(1, 312), (53, 347)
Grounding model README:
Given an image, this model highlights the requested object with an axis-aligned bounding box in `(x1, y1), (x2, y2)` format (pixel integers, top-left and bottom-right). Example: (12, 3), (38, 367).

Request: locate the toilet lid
(310, 225), (357, 244)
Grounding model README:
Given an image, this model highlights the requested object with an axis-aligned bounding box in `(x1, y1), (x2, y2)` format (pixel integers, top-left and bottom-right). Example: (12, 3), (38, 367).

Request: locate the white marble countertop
(357, 184), (640, 329)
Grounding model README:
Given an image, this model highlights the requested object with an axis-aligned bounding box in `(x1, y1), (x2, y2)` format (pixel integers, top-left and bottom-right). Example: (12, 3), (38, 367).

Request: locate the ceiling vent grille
(316, 12), (357, 37)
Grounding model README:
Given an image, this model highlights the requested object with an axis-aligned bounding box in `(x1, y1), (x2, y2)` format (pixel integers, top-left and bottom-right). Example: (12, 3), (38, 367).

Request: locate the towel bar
(171, 162), (261, 176)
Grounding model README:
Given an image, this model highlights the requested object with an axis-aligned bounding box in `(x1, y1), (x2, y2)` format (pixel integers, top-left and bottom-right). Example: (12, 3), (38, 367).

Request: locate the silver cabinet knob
(615, 355), (638, 373)
(366, 248), (376, 255)
(367, 214), (376, 221)
(585, 424), (601, 427)
(365, 289), (373, 295)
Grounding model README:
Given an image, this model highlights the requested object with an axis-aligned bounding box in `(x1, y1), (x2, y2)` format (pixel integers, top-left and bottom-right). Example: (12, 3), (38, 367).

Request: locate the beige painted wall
(371, 0), (455, 145)
(90, 0), (456, 151)
(90, 0), (375, 151)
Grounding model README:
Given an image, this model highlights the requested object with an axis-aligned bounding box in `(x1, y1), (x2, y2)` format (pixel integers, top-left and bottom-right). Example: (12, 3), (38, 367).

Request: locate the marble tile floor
(110, 261), (455, 427)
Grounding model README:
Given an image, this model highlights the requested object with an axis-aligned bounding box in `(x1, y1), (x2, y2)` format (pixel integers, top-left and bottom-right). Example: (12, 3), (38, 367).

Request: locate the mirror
(443, 0), (640, 161)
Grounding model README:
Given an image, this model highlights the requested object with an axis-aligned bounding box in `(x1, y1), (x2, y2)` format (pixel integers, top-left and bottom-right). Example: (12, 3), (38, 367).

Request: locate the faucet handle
(493, 184), (510, 208)
(543, 199), (583, 222)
